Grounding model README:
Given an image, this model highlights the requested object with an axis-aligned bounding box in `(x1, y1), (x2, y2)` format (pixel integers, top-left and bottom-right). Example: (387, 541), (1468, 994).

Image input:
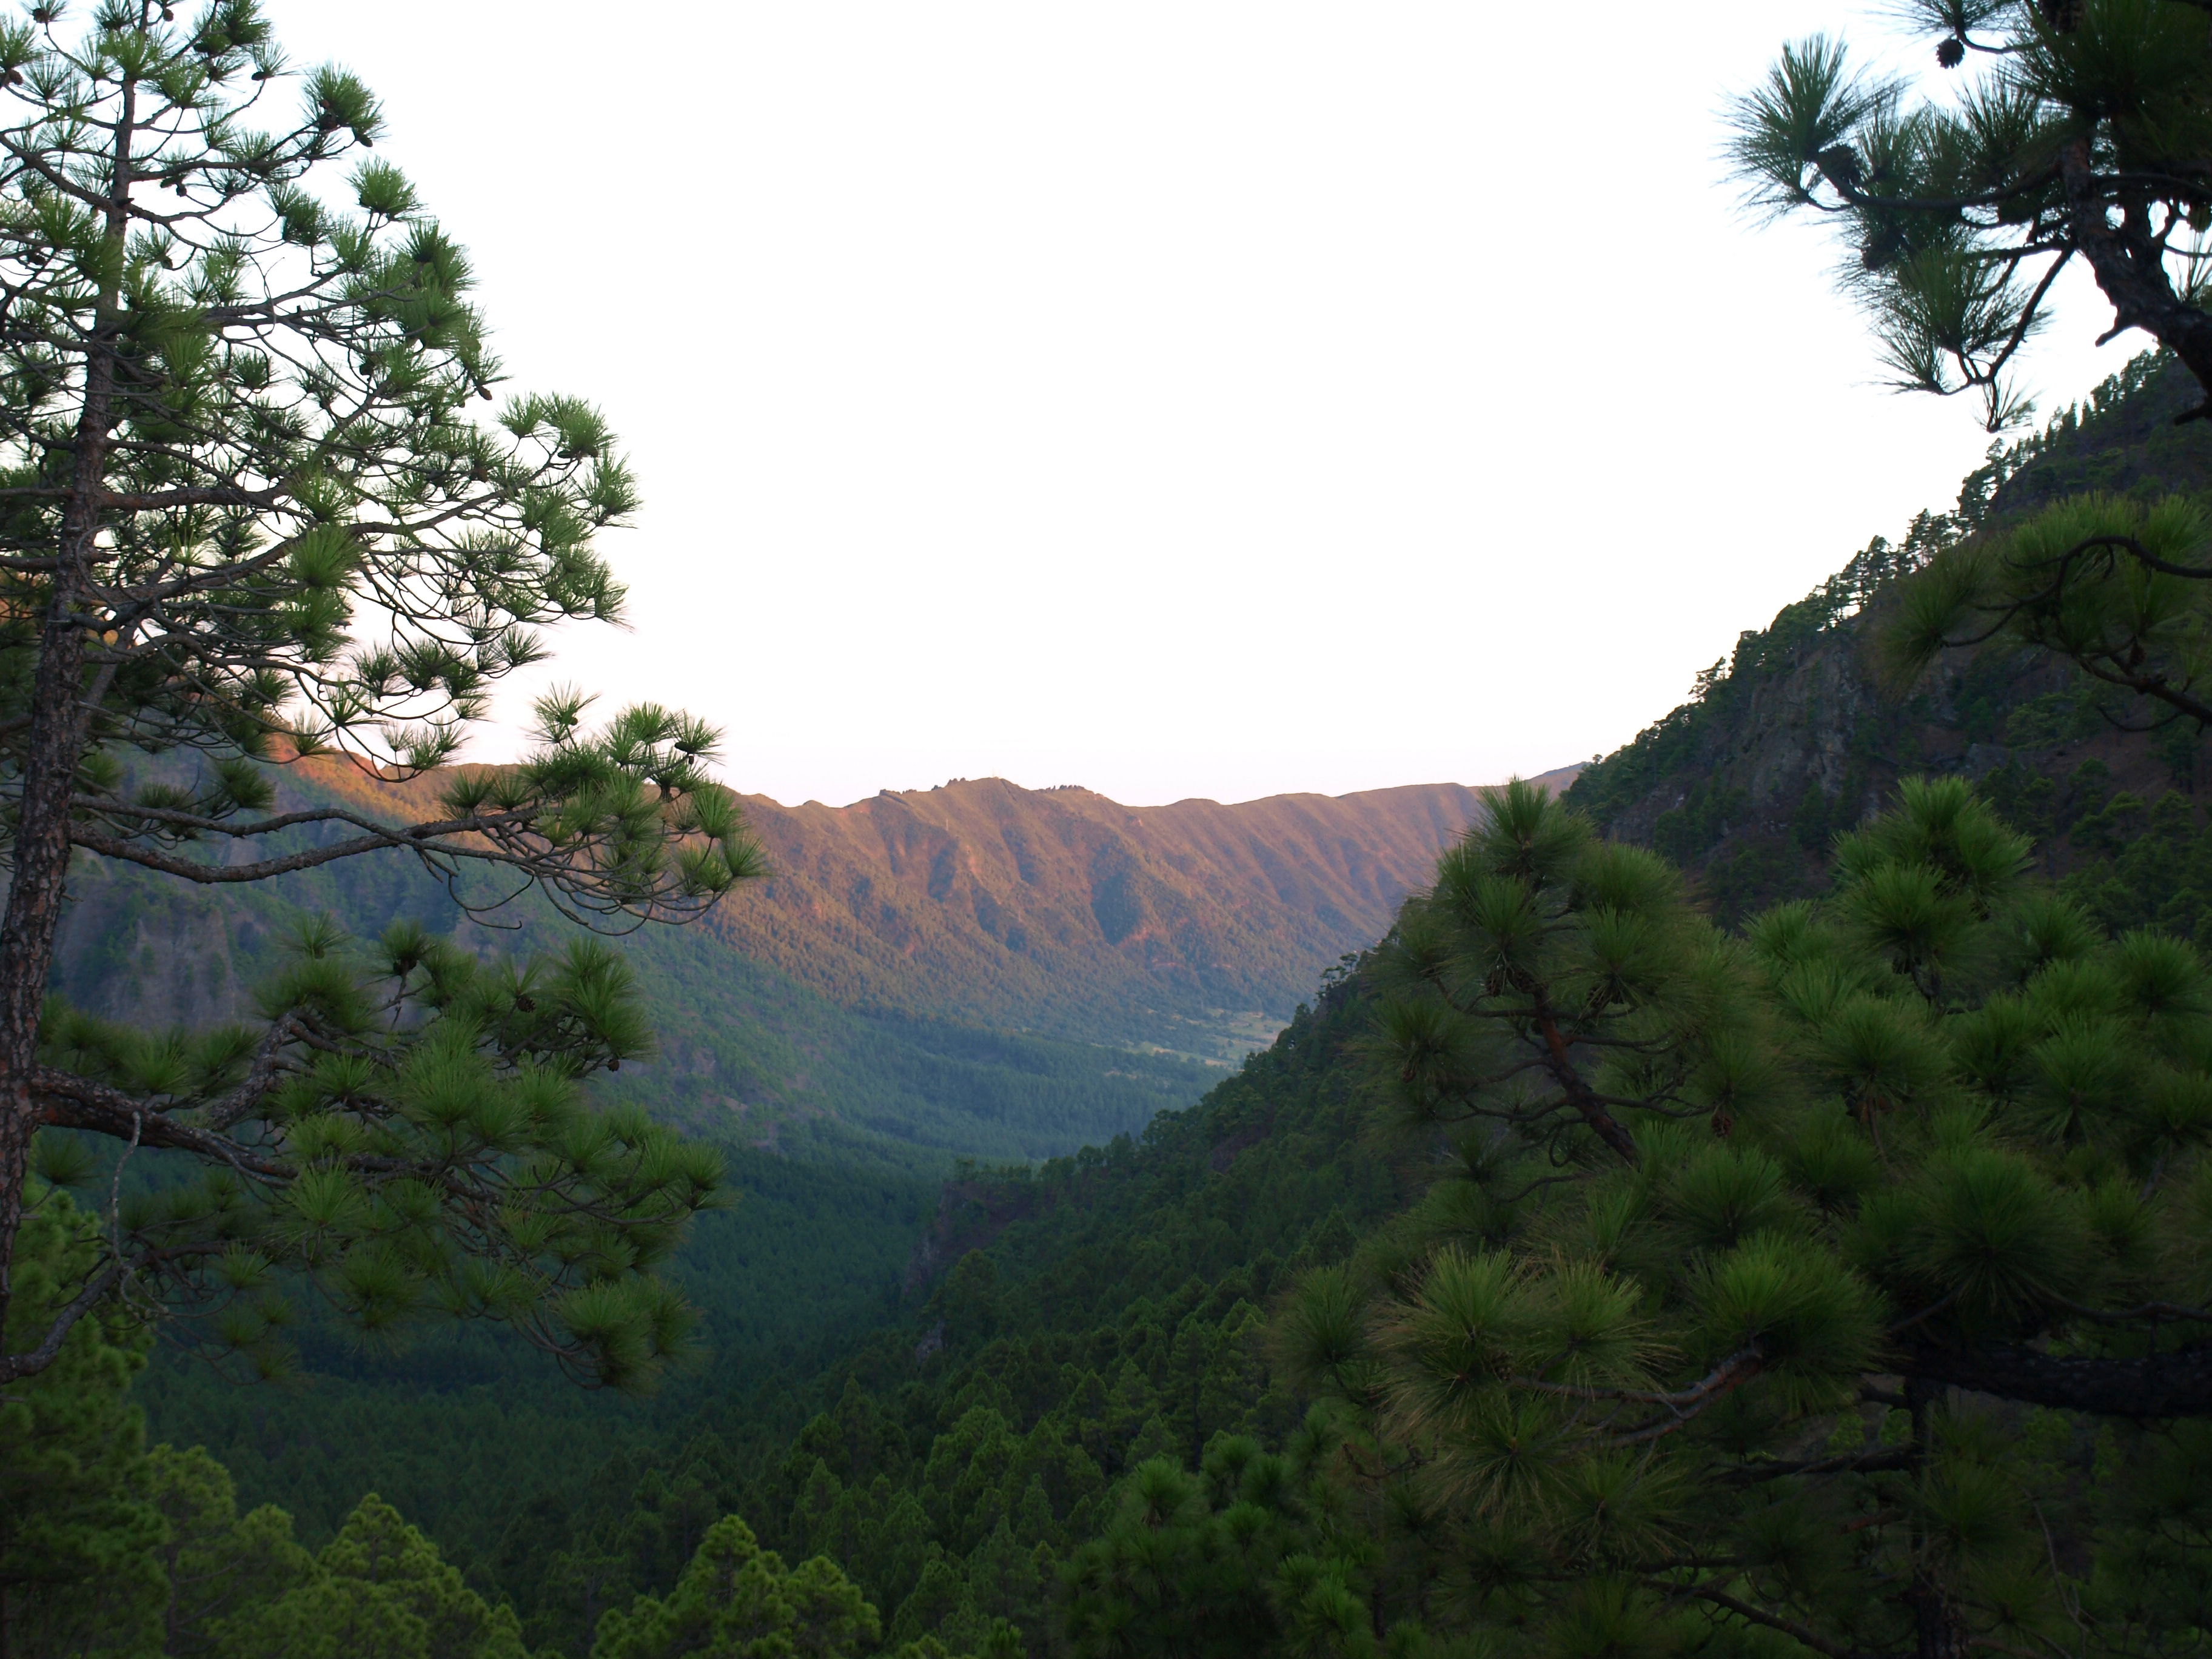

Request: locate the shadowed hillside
(1567, 351), (2212, 921)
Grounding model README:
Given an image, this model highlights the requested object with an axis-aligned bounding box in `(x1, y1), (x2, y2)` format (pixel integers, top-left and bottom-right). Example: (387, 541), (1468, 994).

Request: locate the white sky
(273, 2), (2134, 808)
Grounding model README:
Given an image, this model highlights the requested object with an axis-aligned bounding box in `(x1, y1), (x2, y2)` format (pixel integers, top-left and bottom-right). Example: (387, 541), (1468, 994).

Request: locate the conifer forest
(12, 2), (2212, 1657)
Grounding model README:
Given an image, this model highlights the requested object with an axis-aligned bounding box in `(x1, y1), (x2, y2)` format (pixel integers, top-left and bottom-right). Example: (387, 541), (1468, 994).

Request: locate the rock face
(704, 777), (1501, 1053)
(1594, 632), (1889, 855)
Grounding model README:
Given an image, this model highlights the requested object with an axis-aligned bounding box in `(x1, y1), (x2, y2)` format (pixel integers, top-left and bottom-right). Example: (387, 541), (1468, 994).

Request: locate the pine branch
(1649, 1580), (1875, 1659)
(0, 1258), (123, 1384)
(1905, 1338), (2212, 1416)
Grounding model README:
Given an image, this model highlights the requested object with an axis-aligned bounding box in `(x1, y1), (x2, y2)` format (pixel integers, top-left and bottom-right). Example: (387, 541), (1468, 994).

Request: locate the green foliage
(0, 0), (764, 1415)
(0, 1185), (163, 1654)
(1887, 492), (2212, 730)
(116, 979), (1379, 1657)
(615, 987), (1401, 1659)
(36, 922), (723, 1390)
(1239, 780), (2212, 1656)
(1730, 1), (2212, 430)
(1369, 778), (1775, 1161)
(589, 1515), (879, 1659)
(217, 1492), (528, 1659)
(1061, 1419), (1392, 1659)
(2057, 780), (2212, 944)
(39, 774), (2212, 1659)
(133, 1444), (316, 1659)
(17, 1350), (545, 1659)
(0, 0), (748, 912)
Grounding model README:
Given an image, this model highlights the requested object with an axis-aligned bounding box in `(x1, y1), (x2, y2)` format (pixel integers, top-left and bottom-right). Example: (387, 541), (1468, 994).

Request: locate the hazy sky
(273, 2), (2130, 808)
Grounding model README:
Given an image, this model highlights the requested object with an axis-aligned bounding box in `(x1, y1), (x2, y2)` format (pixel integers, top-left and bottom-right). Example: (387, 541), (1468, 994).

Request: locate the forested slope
(1567, 351), (2212, 925)
(404, 974), (1398, 1655)
(595, 349), (2212, 1657)
(115, 974), (1394, 1658)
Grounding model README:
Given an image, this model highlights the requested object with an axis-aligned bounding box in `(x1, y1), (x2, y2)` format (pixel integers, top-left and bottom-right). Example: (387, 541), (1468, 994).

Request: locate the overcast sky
(275, 2), (2131, 808)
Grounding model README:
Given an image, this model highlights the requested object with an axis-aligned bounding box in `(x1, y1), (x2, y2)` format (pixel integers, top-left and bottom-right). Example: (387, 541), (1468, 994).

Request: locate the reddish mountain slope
(249, 759), (1574, 1056)
(703, 775), (1537, 1053)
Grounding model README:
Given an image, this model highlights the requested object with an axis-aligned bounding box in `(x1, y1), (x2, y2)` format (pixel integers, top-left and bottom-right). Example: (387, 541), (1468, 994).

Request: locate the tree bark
(1906, 1338), (2212, 1416)
(2061, 138), (2212, 416)
(1903, 1376), (1968, 1659)
(1530, 991), (1640, 1165)
(0, 81), (132, 1344)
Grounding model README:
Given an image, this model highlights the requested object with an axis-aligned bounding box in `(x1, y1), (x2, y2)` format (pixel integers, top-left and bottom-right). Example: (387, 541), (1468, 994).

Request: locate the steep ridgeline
(1567, 351), (2212, 922)
(52, 765), (1560, 1170)
(700, 776), (1538, 1057)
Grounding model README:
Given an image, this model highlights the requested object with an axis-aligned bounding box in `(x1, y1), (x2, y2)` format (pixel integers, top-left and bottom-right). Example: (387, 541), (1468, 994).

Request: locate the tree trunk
(1909, 1583), (1969, 1659)
(2062, 138), (2212, 417)
(0, 84), (131, 1347)
(1906, 1337), (2212, 1416)
(1531, 991), (1639, 1164)
(1903, 1376), (1966, 1659)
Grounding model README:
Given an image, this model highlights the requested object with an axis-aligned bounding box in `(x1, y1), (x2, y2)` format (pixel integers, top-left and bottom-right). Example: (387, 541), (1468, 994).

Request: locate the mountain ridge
(233, 757), (1580, 1057)
(54, 757), (1578, 1164)
(706, 775), (1511, 1051)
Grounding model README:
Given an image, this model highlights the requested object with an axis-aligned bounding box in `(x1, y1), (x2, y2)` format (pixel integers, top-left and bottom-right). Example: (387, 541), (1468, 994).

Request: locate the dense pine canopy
(1276, 779), (2212, 1656)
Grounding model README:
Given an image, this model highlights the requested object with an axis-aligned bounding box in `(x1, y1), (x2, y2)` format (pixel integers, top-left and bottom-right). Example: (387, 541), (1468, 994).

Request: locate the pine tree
(0, 1184), (163, 1658)
(1729, 0), (2212, 431)
(1887, 487), (2212, 732)
(216, 1491), (528, 1659)
(588, 1515), (880, 1659)
(0, 2), (764, 1385)
(1734, 4), (2212, 732)
(137, 1444), (313, 1659)
(1273, 780), (2212, 1659)
(27, 917), (724, 1387)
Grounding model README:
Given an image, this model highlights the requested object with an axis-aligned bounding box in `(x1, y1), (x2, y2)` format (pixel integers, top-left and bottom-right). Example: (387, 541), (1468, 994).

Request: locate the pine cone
(1936, 36), (1966, 68)
(1861, 223), (1906, 270)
